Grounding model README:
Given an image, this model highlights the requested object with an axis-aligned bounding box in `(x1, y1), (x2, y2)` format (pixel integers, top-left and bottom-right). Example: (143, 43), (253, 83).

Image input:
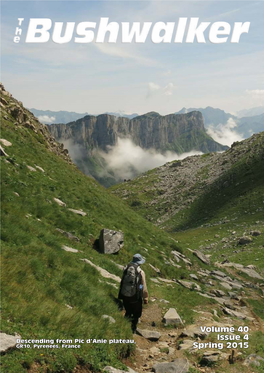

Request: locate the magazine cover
(1, 1), (264, 372)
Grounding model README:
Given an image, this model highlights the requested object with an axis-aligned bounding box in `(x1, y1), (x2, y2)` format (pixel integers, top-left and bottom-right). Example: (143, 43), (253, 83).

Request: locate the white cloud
(164, 83), (174, 96)
(147, 82), (175, 98)
(246, 89), (264, 97)
(99, 137), (202, 180)
(94, 43), (154, 65)
(38, 115), (56, 124)
(206, 118), (244, 147)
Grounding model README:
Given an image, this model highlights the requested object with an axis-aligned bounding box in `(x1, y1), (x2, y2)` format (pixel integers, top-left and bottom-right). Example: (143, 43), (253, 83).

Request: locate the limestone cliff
(49, 111), (227, 153)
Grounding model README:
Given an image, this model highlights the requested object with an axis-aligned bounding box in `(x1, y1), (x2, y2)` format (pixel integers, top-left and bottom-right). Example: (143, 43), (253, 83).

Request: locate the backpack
(118, 263), (142, 301)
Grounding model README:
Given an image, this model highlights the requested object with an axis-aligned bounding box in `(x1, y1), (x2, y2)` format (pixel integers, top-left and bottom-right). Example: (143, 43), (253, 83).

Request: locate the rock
(35, 165), (45, 172)
(239, 267), (263, 280)
(201, 351), (221, 364)
(110, 260), (124, 270)
(244, 354), (264, 367)
(157, 277), (175, 284)
(0, 139), (12, 147)
(81, 259), (121, 282)
(211, 270), (226, 278)
(102, 315), (116, 324)
(137, 329), (161, 341)
(56, 228), (80, 242)
(220, 282), (235, 291)
(53, 198), (66, 206)
(0, 145), (9, 156)
(177, 280), (201, 291)
(163, 308), (183, 326)
(99, 229), (124, 254)
(193, 250), (210, 265)
(152, 358), (189, 373)
(219, 261), (263, 280)
(27, 165), (37, 172)
(0, 332), (21, 353)
(104, 366), (138, 373)
(178, 340), (194, 350)
(149, 263), (161, 273)
(189, 274), (198, 281)
(150, 278), (161, 284)
(160, 299), (170, 304)
(209, 289), (225, 297)
(13, 192), (20, 197)
(62, 245), (79, 253)
(238, 236), (253, 245)
(180, 325), (208, 339)
(222, 307), (254, 321)
(149, 346), (160, 355)
(68, 208), (86, 216)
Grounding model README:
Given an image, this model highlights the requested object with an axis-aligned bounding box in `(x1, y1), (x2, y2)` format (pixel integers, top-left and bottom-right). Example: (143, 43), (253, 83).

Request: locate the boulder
(0, 332), (21, 353)
(193, 250), (210, 265)
(152, 358), (189, 373)
(163, 308), (183, 326)
(99, 229), (124, 254)
(250, 230), (261, 237)
(238, 236), (253, 245)
(137, 329), (161, 341)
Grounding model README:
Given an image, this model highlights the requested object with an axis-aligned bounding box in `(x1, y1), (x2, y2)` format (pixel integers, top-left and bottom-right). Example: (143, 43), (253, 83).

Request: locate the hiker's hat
(132, 253), (145, 265)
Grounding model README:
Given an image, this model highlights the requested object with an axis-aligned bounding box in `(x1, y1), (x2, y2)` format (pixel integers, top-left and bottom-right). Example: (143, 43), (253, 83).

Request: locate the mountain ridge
(48, 111), (227, 186)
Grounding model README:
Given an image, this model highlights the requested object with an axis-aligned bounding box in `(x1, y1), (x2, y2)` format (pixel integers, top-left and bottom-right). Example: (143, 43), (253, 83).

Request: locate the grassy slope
(1, 106), (213, 372)
(111, 134), (264, 233)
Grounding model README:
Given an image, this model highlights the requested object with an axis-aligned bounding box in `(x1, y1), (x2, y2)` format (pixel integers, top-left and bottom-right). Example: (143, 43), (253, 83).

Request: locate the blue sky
(1, 1), (264, 115)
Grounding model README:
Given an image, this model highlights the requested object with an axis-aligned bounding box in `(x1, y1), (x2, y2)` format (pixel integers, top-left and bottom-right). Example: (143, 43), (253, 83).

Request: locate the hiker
(118, 254), (148, 333)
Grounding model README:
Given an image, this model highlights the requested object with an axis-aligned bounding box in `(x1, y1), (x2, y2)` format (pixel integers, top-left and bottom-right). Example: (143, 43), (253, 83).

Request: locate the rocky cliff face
(48, 111), (228, 186)
(49, 111), (227, 153)
(0, 83), (72, 164)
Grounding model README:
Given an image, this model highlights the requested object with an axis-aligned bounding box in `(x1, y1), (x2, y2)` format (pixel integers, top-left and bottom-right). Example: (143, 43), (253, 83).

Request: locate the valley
(1, 83), (264, 373)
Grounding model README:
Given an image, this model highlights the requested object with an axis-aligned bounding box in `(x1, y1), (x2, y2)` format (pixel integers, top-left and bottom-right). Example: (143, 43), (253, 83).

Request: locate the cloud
(94, 43), (154, 65)
(206, 118), (244, 147)
(164, 83), (174, 96)
(147, 82), (175, 98)
(37, 115), (56, 124)
(99, 137), (202, 180)
(246, 89), (264, 97)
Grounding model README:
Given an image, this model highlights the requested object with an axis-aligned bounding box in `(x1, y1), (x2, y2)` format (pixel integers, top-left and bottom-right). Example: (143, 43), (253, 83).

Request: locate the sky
(1, 0), (264, 115)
